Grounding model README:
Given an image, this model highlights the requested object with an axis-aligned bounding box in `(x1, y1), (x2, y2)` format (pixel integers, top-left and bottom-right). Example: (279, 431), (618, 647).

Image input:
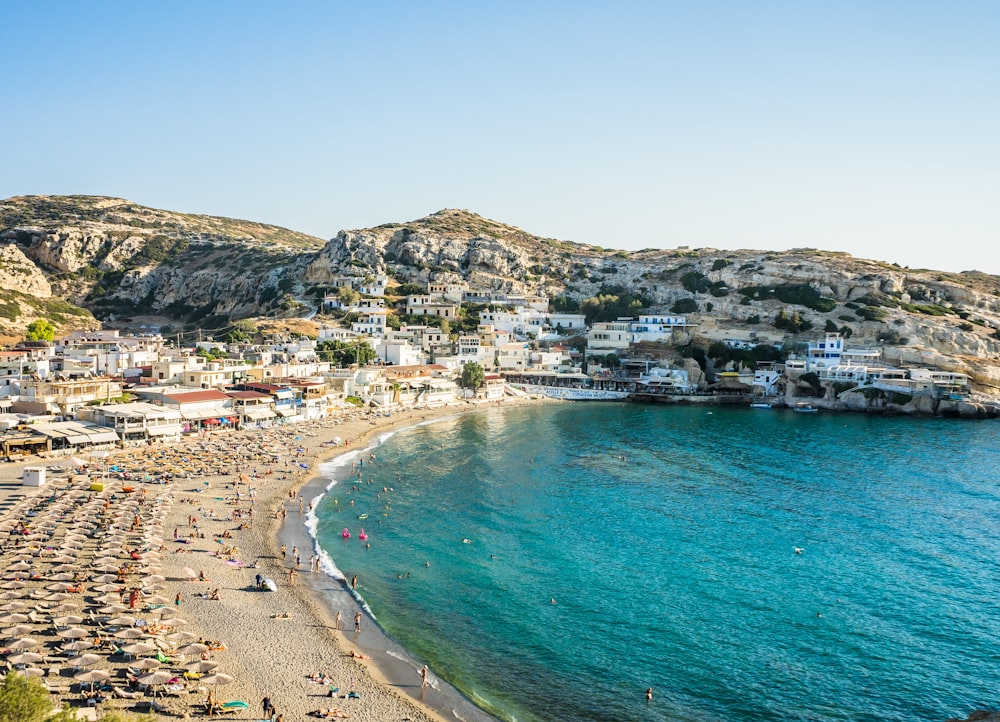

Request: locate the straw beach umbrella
(68, 653), (102, 668)
(7, 651), (43, 665)
(74, 668), (110, 691)
(8, 637), (40, 650)
(114, 628), (145, 639)
(61, 640), (95, 653)
(130, 658), (162, 670)
(200, 673), (234, 686)
(184, 659), (218, 673)
(57, 627), (90, 639)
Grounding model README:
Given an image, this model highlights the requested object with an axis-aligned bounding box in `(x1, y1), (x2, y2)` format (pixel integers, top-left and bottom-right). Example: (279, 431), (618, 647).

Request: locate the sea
(307, 403), (1000, 722)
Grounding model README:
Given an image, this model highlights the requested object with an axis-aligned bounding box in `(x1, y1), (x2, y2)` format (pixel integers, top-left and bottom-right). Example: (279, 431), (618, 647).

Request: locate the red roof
(225, 390), (271, 399)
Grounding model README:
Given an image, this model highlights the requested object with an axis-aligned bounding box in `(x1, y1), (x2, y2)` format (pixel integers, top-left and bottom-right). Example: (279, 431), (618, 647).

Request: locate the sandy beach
(0, 398), (544, 722)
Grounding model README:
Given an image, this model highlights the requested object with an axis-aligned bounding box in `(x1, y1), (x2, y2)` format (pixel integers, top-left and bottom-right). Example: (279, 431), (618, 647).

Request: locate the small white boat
(793, 403), (818, 413)
(749, 402), (772, 409)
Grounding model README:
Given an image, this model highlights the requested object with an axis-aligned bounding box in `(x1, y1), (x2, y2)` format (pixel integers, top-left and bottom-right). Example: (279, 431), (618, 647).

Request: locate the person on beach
(175, 591), (181, 606)
(261, 696), (272, 718)
(420, 664), (428, 687)
(280, 544), (287, 560)
(289, 568), (297, 586)
(354, 611), (361, 633)
(350, 575), (357, 590)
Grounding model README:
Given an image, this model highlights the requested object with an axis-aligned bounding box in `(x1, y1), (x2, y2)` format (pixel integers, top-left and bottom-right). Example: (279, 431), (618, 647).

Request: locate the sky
(2, 1), (998, 274)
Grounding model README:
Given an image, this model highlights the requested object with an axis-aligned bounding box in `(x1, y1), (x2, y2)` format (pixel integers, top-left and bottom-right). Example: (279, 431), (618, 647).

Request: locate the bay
(313, 404), (1000, 722)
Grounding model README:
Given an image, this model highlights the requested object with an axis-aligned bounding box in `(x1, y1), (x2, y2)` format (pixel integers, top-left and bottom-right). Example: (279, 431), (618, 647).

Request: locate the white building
(806, 333), (844, 371)
(352, 310), (388, 337)
(587, 321), (632, 355)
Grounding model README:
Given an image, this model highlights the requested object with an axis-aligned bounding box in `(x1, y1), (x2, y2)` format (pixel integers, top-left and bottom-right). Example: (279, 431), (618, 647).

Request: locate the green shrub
(711, 259), (732, 271)
(856, 306), (887, 321)
(671, 297), (698, 314)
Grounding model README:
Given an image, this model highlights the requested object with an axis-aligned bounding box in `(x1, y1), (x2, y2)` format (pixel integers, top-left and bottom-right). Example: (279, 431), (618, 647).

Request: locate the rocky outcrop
(0, 243), (50, 297)
(0, 195), (998, 397)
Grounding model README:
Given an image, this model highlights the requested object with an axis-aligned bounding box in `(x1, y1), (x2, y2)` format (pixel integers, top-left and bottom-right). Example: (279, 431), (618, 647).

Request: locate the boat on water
(749, 402), (772, 409)
(793, 402), (819, 413)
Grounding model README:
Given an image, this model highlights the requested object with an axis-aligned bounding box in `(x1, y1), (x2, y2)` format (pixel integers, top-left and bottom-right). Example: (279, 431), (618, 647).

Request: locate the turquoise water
(312, 405), (1000, 722)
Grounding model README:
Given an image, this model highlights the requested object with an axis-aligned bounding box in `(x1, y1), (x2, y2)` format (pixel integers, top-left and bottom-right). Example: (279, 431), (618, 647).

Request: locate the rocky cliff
(1, 196), (999, 392)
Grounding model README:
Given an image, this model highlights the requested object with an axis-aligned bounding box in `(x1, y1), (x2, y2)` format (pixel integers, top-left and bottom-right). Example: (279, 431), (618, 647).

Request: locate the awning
(274, 408), (296, 417)
(243, 409), (276, 420)
(84, 431), (119, 444)
(147, 425), (183, 437)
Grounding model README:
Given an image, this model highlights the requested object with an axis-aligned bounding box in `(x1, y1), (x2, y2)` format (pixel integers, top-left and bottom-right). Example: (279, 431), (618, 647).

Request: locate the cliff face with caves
(1, 197), (999, 401)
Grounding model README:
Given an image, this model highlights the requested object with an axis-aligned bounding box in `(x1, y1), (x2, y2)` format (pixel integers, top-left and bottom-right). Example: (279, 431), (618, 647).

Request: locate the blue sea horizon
(309, 404), (1000, 722)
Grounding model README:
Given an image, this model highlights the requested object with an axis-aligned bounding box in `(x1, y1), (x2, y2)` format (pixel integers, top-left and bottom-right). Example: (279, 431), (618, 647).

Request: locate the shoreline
(275, 408), (506, 722)
(151, 399), (544, 722)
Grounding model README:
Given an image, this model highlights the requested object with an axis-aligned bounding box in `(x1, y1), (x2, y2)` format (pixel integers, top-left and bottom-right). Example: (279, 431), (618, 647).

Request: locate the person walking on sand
(335, 610), (341, 630)
(288, 568), (297, 587)
(280, 544), (286, 560)
(261, 696), (272, 718)
(354, 611), (361, 633)
(174, 591), (181, 606)
(420, 664), (428, 687)
(350, 575), (357, 590)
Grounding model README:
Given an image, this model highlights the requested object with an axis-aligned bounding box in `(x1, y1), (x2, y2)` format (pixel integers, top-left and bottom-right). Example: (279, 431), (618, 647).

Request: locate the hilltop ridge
(1, 195), (999, 391)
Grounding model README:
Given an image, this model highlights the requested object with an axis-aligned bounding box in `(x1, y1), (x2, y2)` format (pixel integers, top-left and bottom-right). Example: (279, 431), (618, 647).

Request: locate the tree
(25, 319), (55, 342)
(336, 286), (360, 307)
(461, 361), (485, 390)
(316, 340), (377, 367)
(0, 673), (77, 722)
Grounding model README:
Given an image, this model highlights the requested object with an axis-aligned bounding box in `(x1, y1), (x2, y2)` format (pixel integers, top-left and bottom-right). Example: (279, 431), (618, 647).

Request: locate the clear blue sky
(2, 1), (997, 274)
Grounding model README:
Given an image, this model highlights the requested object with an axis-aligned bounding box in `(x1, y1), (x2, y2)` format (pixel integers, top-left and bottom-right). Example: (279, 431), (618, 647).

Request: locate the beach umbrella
(2, 624), (36, 637)
(137, 669), (175, 686)
(94, 594), (123, 604)
(93, 557), (119, 566)
(7, 651), (43, 665)
(47, 603), (79, 613)
(141, 574), (166, 585)
(108, 615), (137, 627)
(130, 658), (162, 670)
(68, 653), (102, 668)
(93, 583), (122, 593)
(92, 564), (119, 573)
(184, 659), (218, 673)
(47, 572), (76, 582)
(114, 628), (145, 639)
(56, 627), (90, 639)
(199, 673), (233, 686)
(174, 643), (208, 656)
(52, 555), (78, 564)
(54, 615), (85, 626)
(61, 640), (95, 653)
(0, 581), (26, 589)
(166, 617), (189, 627)
(46, 582), (76, 591)
(91, 574), (119, 584)
(20, 667), (45, 678)
(0, 592), (25, 600)
(144, 594), (171, 606)
(8, 637), (40, 650)
(46, 593), (74, 602)
(74, 668), (110, 691)
(166, 631), (196, 643)
(122, 641), (156, 656)
(99, 604), (129, 614)
(6, 561), (31, 572)
(0, 602), (27, 612)
(0, 613), (29, 625)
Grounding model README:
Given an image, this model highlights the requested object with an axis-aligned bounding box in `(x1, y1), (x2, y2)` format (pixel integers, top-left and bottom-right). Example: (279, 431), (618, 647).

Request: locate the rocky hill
(2, 195), (999, 391)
